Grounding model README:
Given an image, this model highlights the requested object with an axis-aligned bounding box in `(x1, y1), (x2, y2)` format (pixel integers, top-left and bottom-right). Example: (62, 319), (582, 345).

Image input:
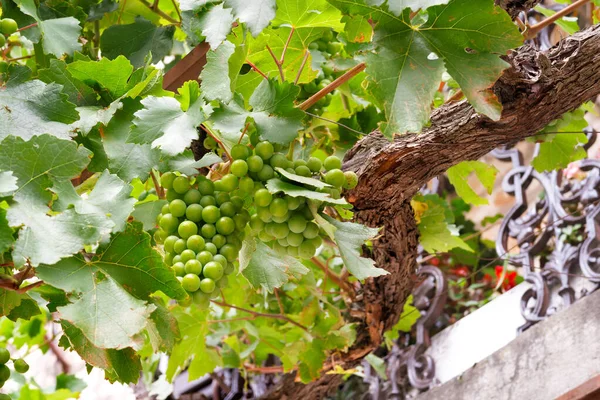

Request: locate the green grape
(295, 165), (311, 177)
(178, 221), (198, 239)
(202, 205), (220, 224)
(221, 174), (239, 192)
(185, 204), (203, 222)
(182, 274), (201, 292)
(304, 222), (320, 239)
(173, 176), (191, 194)
(211, 234), (226, 248)
(293, 159), (307, 168)
(258, 230), (273, 242)
(278, 237), (289, 247)
(287, 232), (304, 247)
(173, 238), (186, 254)
(203, 261), (224, 280)
(325, 169), (345, 187)
(0, 19), (18, 36)
(288, 214), (307, 233)
(169, 199), (187, 217)
(138, 190), (149, 201)
(203, 136), (217, 149)
(231, 144), (251, 160)
(254, 189), (273, 207)
(299, 241), (316, 259)
(257, 165), (274, 181)
(183, 189), (202, 205)
(186, 235), (205, 252)
(154, 230), (167, 244)
(272, 242), (286, 254)
(161, 204), (170, 215)
(224, 263), (235, 275)
(231, 196), (244, 211)
(173, 255), (182, 264)
(0, 61), (7, 74)
(344, 171), (358, 189)
(220, 244), (238, 262)
(197, 251), (213, 265)
(216, 217), (235, 235)
(214, 180), (225, 192)
(200, 195), (217, 207)
(269, 198), (288, 217)
(269, 153), (288, 169)
(177, 293), (190, 305)
(193, 291), (211, 308)
(205, 242), (218, 255)
(200, 278), (216, 293)
(172, 262), (185, 276)
(271, 211), (290, 223)
(185, 259), (202, 275)
(287, 196), (303, 210)
(220, 202), (237, 217)
(161, 172), (176, 189)
(239, 176), (254, 193)
(324, 155), (342, 171)
(201, 223), (216, 238)
(231, 160), (248, 177)
(250, 214), (265, 231)
(215, 192), (230, 205)
(159, 214), (179, 233)
(213, 254), (228, 267)
(301, 205), (314, 220)
(309, 235), (323, 249)
(217, 276), (228, 289)
(272, 223), (289, 239)
(180, 249), (196, 263)
(198, 179), (215, 195)
(255, 141), (274, 160)
(257, 207), (273, 223)
(233, 214), (248, 231)
(13, 359), (29, 374)
(164, 252), (175, 266)
(164, 236), (178, 253)
(287, 246), (299, 257)
(285, 168), (295, 174)
(0, 364), (9, 382)
(247, 155), (264, 172)
(329, 188), (341, 199)
(0, 348), (9, 364)
(166, 190), (182, 201)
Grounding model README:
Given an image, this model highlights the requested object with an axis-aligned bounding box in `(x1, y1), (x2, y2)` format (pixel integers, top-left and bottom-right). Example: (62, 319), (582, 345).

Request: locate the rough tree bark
(495, 0), (542, 19)
(263, 22), (600, 400)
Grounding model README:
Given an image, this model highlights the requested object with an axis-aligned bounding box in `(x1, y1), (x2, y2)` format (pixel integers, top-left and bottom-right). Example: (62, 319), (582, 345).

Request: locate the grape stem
(298, 62), (366, 111)
(274, 288), (285, 314)
(150, 170), (165, 199)
(238, 123), (250, 144)
(244, 364), (296, 373)
(210, 300), (311, 333)
(294, 50), (310, 85)
(17, 22), (38, 32)
(311, 257), (355, 299)
(246, 60), (268, 80)
(524, 0), (590, 39)
(202, 124), (232, 161)
(265, 28), (295, 82)
(139, 0), (180, 25)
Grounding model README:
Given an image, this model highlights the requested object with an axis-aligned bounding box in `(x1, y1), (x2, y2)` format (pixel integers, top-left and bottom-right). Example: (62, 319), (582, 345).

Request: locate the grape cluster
(155, 173), (249, 308)
(0, 18), (18, 74)
(0, 346), (29, 391)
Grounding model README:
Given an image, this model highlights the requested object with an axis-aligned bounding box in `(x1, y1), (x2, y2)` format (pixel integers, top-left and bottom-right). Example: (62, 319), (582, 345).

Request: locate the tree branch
(495, 0), (542, 19)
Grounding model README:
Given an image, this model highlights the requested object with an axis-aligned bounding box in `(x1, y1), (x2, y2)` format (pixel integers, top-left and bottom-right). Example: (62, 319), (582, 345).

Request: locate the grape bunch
(0, 18), (18, 74)
(156, 173), (249, 308)
(0, 346), (29, 391)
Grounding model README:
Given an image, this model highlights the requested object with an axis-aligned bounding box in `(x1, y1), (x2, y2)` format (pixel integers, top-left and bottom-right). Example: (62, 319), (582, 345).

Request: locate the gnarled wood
(262, 23), (600, 400)
(495, 0), (542, 19)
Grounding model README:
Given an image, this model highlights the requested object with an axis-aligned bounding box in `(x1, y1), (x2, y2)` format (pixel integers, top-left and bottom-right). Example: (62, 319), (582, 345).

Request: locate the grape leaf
(0, 289), (27, 317)
(36, 222), (187, 301)
(58, 277), (155, 350)
(100, 17), (175, 68)
(412, 194), (472, 253)
(322, 215), (387, 280)
(39, 60), (97, 107)
(224, 0), (276, 36)
(131, 199), (166, 230)
(186, 3), (234, 48)
(266, 178), (347, 205)
(332, 0), (522, 136)
(67, 56), (134, 102)
(272, 0), (344, 32)
(0, 209), (14, 254)
(383, 294), (418, 344)
(179, 0), (218, 12)
(165, 151), (223, 176)
(532, 133), (588, 172)
(71, 100), (124, 135)
(53, 170), (137, 234)
(447, 161), (498, 206)
(6, 297), (41, 321)
(200, 40), (236, 103)
(16, 0), (82, 57)
(146, 300), (179, 352)
(60, 321), (142, 384)
(387, 0), (450, 13)
(0, 171), (18, 196)
(0, 80), (79, 141)
(239, 238), (309, 292)
(128, 94), (212, 156)
(275, 167), (331, 189)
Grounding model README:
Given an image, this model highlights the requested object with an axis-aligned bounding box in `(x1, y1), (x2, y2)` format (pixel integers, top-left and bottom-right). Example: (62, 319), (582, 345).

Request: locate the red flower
(450, 266), (469, 277)
(494, 265), (517, 290)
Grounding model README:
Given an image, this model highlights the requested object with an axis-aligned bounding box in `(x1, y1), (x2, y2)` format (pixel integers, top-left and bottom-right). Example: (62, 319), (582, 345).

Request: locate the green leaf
(0, 171), (18, 196)
(131, 199), (167, 230)
(67, 56), (134, 101)
(191, 3), (235, 49)
(224, 0), (276, 36)
(16, 0), (82, 57)
(71, 100), (123, 135)
(39, 60), (97, 107)
(100, 17), (175, 68)
(447, 161), (498, 206)
(332, 0), (522, 136)
(146, 300), (179, 352)
(166, 151), (223, 176)
(58, 277), (155, 349)
(298, 339), (326, 382)
(53, 170), (137, 233)
(36, 222), (187, 301)
(60, 321), (142, 383)
(272, 0), (344, 31)
(322, 215), (387, 280)
(128, 94), (212, 155)
(266, 178), (348, 205)
(383, 294), (418, 344)
(0, 209), (14, 254)
(532, 133), (588, 172)
(6, 297), (41, 321)
(275, 167), (331, 189)
(0, 289), (27, 317)
(200, 40), (236, 103)
(413, 194), (472, 253)
(0, 80), (80, 141)
(56, 373), (87, 392)
(365, 353), (388, 379)
(239, 238), (309, 292)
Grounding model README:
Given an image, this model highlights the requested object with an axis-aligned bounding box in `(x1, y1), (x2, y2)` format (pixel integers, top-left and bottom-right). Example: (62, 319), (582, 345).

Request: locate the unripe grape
(231, 196), (244, 211)
(0, 348), (9, 364)
(200, 195), (216, 207)
(287, 196), (302, 210)
(185, 259), (202, 275)
(185, 204), (203, 222)
(287, 246), (299, 256)
(299, 241), (316, 259)
(161, 204), (170, 214)
(13, 359), (29, 374)
(221, 174), (239, 192)
(220, 202), (236, 217)
(205, 242), (218, 255)
(294, 165), (311, 177)
(224, 262), (235, 275)
(172, 176), (190, 194)
(231, 144), (251, 160)
(293, 159), (307, 168)
(173, 255), (182, 264)
(164, 252), (175, 266)
(230, 160), (248, 177)
(172, 262), (185, 276)
(201, 223), (216, 238)
(178, 221), (198, 239)
(183, 189), (202, 205)
(257, 207), (272, 222)
(197, 179), (215, 195)
(220, 244), (238, 262)
(169, 199), (187, 217)
(153, 230), (167, 244)
(213, 254), (228, 267)
(0, 364), (9, 381)
(272, 223), (289, 239)
(269, 153), (288, 169)
(325, 169), (345, 187)
(343, 171), (358, 189)
(203, 261), (224, 280)
(254, 189), (273, 207)
(324, 155), (342, 171)
(250, 214), (265, 231)
(200, 278), (216, 294)
(211, 234), (227, 249)
(186, 235), (205, 252)
(257, 165), (274, 181)
(182, 274), (201, 292)
(203, 136), (217, 149)
(173, 238), (186, 254)
(288, 214), (307, 234)
(166, 189), (182, 201)
(258, 230), (273, 242)
(161, 172), (176, 189)
(239, 176), (254, 193)
(164, 235), (178, 253)
(216, 217), (235, 235)
(202, 205), (220, 224)
(197, 251), (213, 265)
(278, 237), (289, 247)
(159, 214), (179, 233)
(303, 222), (320, 239)
(269, 198), (288, 217)
(255, 141), (274, 160)
(247, 155), (264, 172)
(0, 19), (18, 36)
(287, 232), (304, 247)
(180, 249), (196, 263)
